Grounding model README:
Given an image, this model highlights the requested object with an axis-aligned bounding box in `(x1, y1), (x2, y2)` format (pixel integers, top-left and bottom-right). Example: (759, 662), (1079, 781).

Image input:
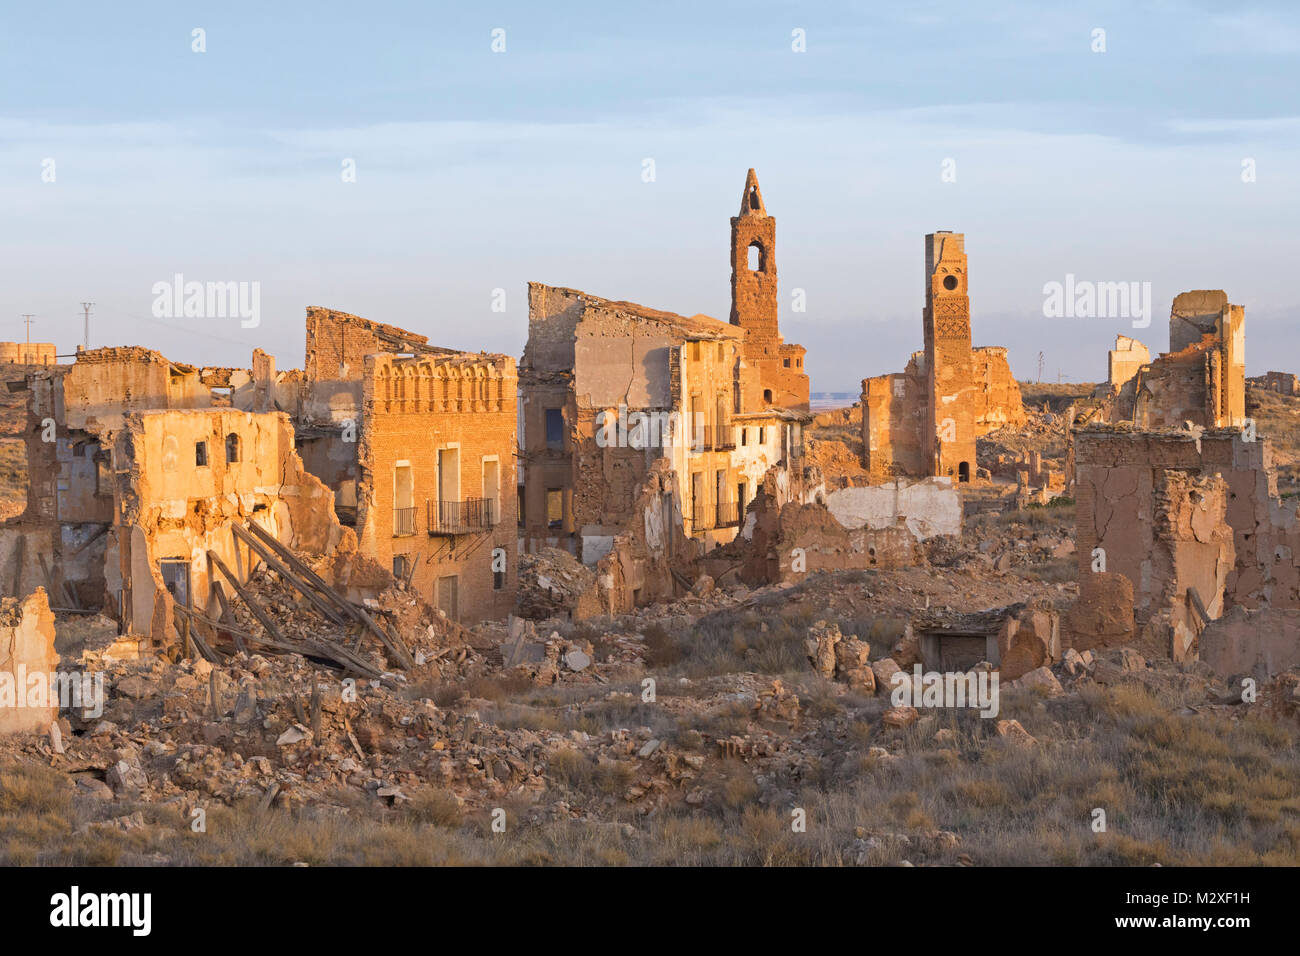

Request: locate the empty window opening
(943, 274), (959, 291)
(546, 488), (563, 530)
(763, 388), (773, 404)
(958, 461), (971, 483)
(225, 433), (241, 463)
(544, 408), (564, 449)
(747, 242), (763, 272)
(95, 454), (112, 497)
(393, 554), (411, 581)
(158, 559), (190, 608)
(194, 441), (208, 467)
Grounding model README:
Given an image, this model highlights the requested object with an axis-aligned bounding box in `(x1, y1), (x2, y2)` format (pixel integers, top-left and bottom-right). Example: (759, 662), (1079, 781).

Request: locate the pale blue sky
(2, 1), (1297, 390)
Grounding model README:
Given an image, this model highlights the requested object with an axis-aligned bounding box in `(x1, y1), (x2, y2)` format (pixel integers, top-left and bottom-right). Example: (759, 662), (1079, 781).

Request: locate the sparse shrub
(405, 788), (463, 827)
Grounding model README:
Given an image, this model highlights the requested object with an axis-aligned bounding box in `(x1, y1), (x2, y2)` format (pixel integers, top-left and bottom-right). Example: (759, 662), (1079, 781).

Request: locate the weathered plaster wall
(0, 588), (58, 735)
(824, 478), (962, 541)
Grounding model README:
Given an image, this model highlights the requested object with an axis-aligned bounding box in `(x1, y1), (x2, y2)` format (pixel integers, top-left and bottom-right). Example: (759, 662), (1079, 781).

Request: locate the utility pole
(80, 302), (93, 350)
(1036, 351), (1044, 384)
(21, 315), (34, 360)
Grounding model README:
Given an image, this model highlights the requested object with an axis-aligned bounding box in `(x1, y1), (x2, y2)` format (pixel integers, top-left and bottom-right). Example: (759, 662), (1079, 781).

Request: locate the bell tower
(729, 168), (778, 343)
(922, 231), (976, 480)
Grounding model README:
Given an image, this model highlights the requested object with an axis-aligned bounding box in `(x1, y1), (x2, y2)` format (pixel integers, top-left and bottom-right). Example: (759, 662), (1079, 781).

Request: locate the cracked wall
(1073, 426), (1300, 662)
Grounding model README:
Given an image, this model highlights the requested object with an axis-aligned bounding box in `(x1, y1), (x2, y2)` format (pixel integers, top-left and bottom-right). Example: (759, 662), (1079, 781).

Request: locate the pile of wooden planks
(174, 522), (415, 680)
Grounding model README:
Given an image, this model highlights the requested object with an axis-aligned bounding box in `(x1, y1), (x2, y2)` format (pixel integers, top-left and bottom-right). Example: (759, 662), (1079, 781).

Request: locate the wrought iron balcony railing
(393, 506), (417, 537)
(427, 497), (496, 535)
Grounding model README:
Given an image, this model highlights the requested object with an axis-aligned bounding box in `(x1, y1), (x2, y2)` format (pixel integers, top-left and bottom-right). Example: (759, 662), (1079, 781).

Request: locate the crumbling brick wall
(591, 461), (690, 614)
(1104, 291), (1246, 431)
(110, 408), (343, 649)
(711, 475), (959, 586)
(1107, 335), (1150, 389)
(969, 347), (1027, 433)
(0, 342), (57, 366)
(1251, 371), (1300, 396)
(1073, 425), (1300, 659)
(861, 362), (927, 480)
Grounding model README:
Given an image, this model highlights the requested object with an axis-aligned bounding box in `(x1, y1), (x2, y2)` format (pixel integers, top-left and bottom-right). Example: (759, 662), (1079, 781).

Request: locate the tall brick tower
(729, 169), (808, 411)
(921, 231), (976, 481)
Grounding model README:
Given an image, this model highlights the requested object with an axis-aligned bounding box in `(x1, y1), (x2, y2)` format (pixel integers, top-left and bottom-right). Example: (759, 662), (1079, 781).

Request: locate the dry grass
(5, 659), (1300, 866)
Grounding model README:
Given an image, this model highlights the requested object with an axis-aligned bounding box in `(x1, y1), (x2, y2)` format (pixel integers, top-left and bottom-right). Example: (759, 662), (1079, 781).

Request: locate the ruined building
(860, 232), (1025, 482)
(266, 308), (518, 624)
(519, 171), (813, 610)
(1106, 335), (1150, 390)
(0, 342), (58, 366)
(1070, 424), (1300, 663)
(0, 309), (518, 656)
(1248, 371), (1300, 396)
(1084, 290), (1246, 429)
(1066, 290), (1300, 674)
(0, 347), (343, 653)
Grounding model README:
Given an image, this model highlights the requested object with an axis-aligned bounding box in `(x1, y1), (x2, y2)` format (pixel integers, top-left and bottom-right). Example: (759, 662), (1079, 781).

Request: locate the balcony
(393, 507), (417, 537)
(428, 497), (496, 535)
(691, 425), (736, 453)
(691, 503), (711, 532)
(715, 500), (741, 528)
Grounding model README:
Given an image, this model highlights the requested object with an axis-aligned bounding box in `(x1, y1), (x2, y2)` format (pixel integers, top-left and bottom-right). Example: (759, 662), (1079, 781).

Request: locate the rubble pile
(805, 620), (875, 691)
(176, 535), (457, 680)
(516, 548), (597, 620)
